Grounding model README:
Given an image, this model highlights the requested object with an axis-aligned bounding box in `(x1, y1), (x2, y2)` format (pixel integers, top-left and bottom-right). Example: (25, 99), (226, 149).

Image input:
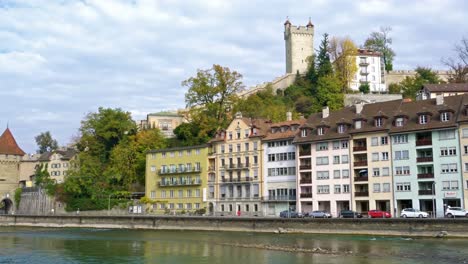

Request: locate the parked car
(279, 210), (303, 218)
(400, 208), (429, 218)
(445, 207), (468, 218)
(368, 210), (392, 218)
(307, 210), (332, 218)
(339, 210), (362, 218)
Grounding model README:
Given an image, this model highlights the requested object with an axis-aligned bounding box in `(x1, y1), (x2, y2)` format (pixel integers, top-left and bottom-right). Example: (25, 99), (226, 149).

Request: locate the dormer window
(375, 118), (383, 127)
(338, 124), (345, 134)
(419, 115), (428, 124)
(395, 117), (404, 127)
(441, 112), (450, 122)
(252, 128), (257, 135)
(355, 120), (362, 129)
(318, 127), (325, 135)
(301, 128), (307, 137)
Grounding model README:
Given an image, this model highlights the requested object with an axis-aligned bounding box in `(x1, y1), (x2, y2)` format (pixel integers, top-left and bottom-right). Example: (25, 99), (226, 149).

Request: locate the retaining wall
(1, 215), (468, 238)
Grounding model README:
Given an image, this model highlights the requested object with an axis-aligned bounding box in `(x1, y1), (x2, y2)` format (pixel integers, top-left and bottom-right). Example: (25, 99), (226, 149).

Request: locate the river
(0, 227), (467, 263)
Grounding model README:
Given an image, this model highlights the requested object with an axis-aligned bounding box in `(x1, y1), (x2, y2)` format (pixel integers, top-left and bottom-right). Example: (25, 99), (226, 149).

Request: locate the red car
(368, 210), (392, 218)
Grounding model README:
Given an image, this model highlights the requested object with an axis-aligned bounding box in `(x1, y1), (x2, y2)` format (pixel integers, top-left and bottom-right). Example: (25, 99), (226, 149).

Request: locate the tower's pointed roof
(0, 128), (25, 156)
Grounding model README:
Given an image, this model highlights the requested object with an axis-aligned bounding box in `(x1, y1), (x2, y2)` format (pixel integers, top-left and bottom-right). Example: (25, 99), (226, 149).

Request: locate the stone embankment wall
(16, 188), (56, 215)
(1, 215), (468, 238)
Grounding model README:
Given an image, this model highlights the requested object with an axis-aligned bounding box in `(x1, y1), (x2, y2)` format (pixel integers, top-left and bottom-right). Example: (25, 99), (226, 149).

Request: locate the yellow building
(145, 145), (208, 214)
(207, 113), (270, 216)
(38, 148), (77, 184)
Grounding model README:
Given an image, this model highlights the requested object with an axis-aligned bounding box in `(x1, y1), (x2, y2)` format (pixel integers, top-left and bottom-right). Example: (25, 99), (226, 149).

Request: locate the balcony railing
(299, 164), (312, 170)
(360, 71), (369, 75)
(354, 161), (368, 167)
(355, 191), (369, 197)
(299, 150), (310, 156)
(225, 163), (249, 170)
(221, 177), (255, 183)
(416, 139), (432, 146)
(354, 176), (368, 182)
(300, 193), (313, 198)
(263, 195), (296, 202)
(353, 146), (367, 152)
(417, 173), (434, 179)
(418, 190), (434, 195)
(359, 61), (369, 66)
(208, 166), (216, 171)
(159, 180), (202, 187)
(300, 178), (312, 184)
(219, 196), (261, 201)
(159, 167), (201, 174)
(416, 157), (433, 163)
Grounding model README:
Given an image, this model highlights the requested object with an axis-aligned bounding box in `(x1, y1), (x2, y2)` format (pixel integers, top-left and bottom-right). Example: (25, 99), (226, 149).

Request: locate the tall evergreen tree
(316, 33), (333, 78)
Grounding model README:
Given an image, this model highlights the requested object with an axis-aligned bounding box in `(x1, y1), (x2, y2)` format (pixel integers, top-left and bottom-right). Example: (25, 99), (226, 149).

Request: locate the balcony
(300, 193), (313, 198)
(354, 160), (368, 167)
(300, 178), (312, 184)
(416, 139), (432, 146)
(353, 146), (367, 152)
(355, 191), (369, 197)
(354, 176), (368, 182)
(299, 164), (312, 170)
(417, 173), (434, 179)
(263, 195), (296, 202)
(208, 166), (216, 171)
(159, 167), (201, 175)
(416, 157), (433, 163)
(359, 61), (369, 66)
(159, 180), (202, 187)
(225, 163), (249, 170)
(299, 150), (310, 156)
(360, 70), (369, 75)
(418, 190), (434, 195)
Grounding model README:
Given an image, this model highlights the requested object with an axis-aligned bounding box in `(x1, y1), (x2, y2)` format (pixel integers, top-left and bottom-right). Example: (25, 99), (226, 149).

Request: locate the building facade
(284, 18), (314, 75)
(418, 83), (468, 100)
(146, 145), (208, 214)
(138, 111), (184, 138)
(38, 148), (77, 184)
(349, 49), (386, 93)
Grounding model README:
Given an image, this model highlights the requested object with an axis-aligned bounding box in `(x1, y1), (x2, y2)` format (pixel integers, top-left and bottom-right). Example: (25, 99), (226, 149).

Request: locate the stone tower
(284, 18), (314, 74)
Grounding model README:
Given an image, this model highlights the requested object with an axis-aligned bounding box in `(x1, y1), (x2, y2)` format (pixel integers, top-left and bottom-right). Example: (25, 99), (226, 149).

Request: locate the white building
(262, 116), (305, 216)
(349, 49), (386, 93)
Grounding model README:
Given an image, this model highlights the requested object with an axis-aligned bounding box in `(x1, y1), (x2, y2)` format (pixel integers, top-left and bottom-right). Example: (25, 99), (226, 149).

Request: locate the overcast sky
(1, 0), (467, 153)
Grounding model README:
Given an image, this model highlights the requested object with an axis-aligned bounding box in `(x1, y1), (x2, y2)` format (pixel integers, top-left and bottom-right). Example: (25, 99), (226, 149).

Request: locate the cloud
(0, 0), (467, 152)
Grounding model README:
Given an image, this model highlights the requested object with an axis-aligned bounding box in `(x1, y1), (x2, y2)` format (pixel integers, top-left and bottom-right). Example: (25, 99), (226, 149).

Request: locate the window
(382, 167), (390, 176)
(380, 136), (388, 145)
(317, 171), (329, 180)
(395, 166), (410, 175)
(343, 184), (350, 193)
(169, 190), (174, 198)
(439, 130), (455, 140)
(317, 185), (330, 194)
(419, 115), (428, 124)
(316, 142), (328, 151)
(463, 128), (468, 138)
(253, 142), (258, 150)
(161, 190), (166, 198)
(195, 189), (200, 197)
(334, 185), (341, 194)
(178, 151), (183, 157)
(441, 163), (458, 173)
(316, 156), (329, 165)
(162, 152), (166, 158)
(318, 127), (325, 135)
(442, 181), (459, 190)
(301, 129), (307, 137)
(441, 112), (450, 122)
(170, 152), (174, 157)
(245, 129), (250, 138)
(355, 120), (362, 129)
(373, 168), (380, 177)
(150, 191), (155, 199)
(465, 145), (468, 154)
(383, 183), (390, 192)
(395, 117), (404, 127)
(333, 155), (340, 164)
(381, 152), (389, 161)
(178, 190), (183, 198)
(396, 182), (411, 192)
(338, 125), (345, 133)
(440, 147), (456, 156)
(151, 165), (156, 172)
(333, 170), (341, 179)
(372, 152), (379, 161)
(393, 134), (408, 144)
(342, 169), (349, 178)
(465, 163), (468, 172)
(341, 141), (348, 149)
(228, 131), (233, 140)
(341, 155), (349, 163)
(236, 144), (241, 152)
(333, 141), (340, 149)
(394, 150), (409, 160)
(373, 183), (381, 193)
(245, 143), (249, 151)
(371, 137), (378, 146)
(375, 118), (383, 127)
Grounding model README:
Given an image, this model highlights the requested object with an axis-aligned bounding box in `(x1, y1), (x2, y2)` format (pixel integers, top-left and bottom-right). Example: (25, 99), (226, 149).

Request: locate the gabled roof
(38, 148), (78, 162)
(423, 83), (468, 93)
(263, 119), (306, 141)
(0, 128), (25, 156)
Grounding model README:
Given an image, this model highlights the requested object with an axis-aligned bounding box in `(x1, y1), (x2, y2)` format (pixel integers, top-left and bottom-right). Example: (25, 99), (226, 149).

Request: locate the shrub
(14, 188), (22, 209)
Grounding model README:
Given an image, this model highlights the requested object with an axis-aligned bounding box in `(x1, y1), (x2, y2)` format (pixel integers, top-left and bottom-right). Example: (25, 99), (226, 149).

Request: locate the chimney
(436, 94), (444, 105)
(286, 111), (292, 121)
(322, 106), (329, 118)
(355, 103), (364, 114)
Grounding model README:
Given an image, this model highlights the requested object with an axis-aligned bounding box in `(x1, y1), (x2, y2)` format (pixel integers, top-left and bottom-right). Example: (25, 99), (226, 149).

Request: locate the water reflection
(0, 228), (467, 264)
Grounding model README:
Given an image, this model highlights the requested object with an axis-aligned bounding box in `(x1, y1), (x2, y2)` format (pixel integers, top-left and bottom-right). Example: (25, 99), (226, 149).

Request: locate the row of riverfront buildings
(146, 92), (468, 218)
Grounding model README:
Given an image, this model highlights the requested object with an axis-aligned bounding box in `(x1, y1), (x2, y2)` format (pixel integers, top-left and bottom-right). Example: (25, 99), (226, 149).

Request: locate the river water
(0, 227), (467, 264)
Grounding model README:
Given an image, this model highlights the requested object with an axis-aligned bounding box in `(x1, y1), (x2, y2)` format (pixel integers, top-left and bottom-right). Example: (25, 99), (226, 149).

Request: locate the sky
(1, 0), (467, 153)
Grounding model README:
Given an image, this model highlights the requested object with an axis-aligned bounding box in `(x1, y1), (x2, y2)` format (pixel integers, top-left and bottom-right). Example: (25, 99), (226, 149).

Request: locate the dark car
(339, 210), (363, 218)
(368, 210), (392, 218)
(279, 210), (303, 218)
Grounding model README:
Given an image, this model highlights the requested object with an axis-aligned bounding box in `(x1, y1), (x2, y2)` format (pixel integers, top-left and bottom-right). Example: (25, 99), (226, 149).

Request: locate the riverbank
(1, 214), (468, 238)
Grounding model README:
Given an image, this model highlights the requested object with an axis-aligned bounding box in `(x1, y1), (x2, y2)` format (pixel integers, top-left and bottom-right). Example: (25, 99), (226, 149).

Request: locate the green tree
(316, 75), (344, 111)
(183, 64), (244, 136)
(316, 33), (333, 78)
(364, 26), (395, 72)
(388, 83), (401, 94)
(400, 67), (442, 99)
(35, 131), (58, 154)
(34, 163), (56, 196)
(359, 83), (370, 94)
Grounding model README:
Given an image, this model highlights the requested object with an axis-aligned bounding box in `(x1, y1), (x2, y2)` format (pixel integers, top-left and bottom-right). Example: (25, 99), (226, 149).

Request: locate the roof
(147, 111), (182, 117)
(39, 148), (78, 162)
(0, 128), (25, 156)
(356, 48), (382, 57)
(209, 117), (272, 143)
(263, 119), (306, 141)
(423, 83), (468, 93)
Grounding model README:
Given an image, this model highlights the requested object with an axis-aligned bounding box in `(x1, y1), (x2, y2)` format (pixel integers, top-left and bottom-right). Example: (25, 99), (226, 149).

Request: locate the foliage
(64, 197), (124, 212)
(399, 67), (442, 99)
(330, 36), (359, 92)
(14, 188), (22, 209)
(443, 37), (468, 83)
(359, 83), (370, 94)
(388, 83), (402, 94)
(35, 131), (58, 154)
(172, 122), (210, 147)
(364, 26), (395, 72)
(183, 64), (244, 137)
(34, 163), (56, 196)
(316, 33), (333, 78)
(316, 75), (344, 110)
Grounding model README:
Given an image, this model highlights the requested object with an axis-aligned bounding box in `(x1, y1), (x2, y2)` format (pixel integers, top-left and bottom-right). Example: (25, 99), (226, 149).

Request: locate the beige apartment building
(38, 148), (77, 184)
(138, 111), (184, 138)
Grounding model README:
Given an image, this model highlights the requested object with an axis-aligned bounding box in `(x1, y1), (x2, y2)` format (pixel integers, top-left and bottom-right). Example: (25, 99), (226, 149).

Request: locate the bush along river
(0, 227), (467, 264)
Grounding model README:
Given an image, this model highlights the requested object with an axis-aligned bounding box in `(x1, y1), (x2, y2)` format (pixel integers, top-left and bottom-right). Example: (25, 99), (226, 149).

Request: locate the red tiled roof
(0, 128), (25, 156)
